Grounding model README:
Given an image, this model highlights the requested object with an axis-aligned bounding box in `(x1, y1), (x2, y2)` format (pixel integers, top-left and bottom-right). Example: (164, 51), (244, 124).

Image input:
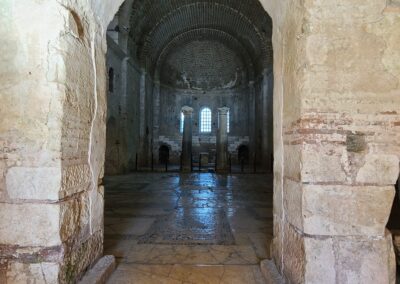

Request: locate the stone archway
(1, 0), (399, 283)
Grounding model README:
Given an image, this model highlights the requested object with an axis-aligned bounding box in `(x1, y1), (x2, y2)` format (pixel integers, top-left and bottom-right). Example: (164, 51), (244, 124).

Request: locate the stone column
(216, 107), (229, 173)
(181, 106), (193, 172)
(248, 81), (256, 167)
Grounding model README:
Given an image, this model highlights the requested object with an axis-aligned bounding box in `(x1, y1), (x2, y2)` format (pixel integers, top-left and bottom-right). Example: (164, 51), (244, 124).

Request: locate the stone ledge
(78, 255), (116, 284)
(260, 259), (285, 284)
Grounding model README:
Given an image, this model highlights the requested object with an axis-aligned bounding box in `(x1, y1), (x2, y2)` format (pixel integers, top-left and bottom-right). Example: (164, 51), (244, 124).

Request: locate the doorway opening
(388, 175), (400, 280)
(103, 0), (274, 281)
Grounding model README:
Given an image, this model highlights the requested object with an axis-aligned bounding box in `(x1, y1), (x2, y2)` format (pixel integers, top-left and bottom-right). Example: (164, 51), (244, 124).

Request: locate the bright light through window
(180, 112), (184, 133)
(200, 108), (212, 133)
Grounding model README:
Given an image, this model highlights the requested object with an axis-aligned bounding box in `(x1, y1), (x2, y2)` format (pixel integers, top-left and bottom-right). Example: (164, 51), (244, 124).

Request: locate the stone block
(78, 255), (116, 284)
(283, 178), (303, 230)
(90, 186), (105, 234)
(302, 185), (394, 236)
(282, 222), (305, 284)
(332, 231), (396, 284)
(281, 225), (395, 284)
(283, 145), (301, 180)
(0, 203), (60, 246)
(6, 262), (59, 284)
(303, 231), (396, 283)
(6, 167), (61, 201)
(303, 236), (336, 284)
(60, 230), (103, 283)
(61, 164), (91, 198)
(301, 144), (347, 183)
(356, 154), (399, 185)
(60, 198), (82, 242)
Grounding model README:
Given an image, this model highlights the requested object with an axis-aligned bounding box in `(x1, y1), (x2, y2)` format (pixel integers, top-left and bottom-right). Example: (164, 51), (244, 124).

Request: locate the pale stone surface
(108, 264), (266, 284)
(0, 203), (60, 246)
(6, 262), (59, 284)
(356, 154), (400, 185)
(283, 179), (303, 230)
(303, 185), (395, 236)
(303, 237), (336, 284)
(280, 223), (396, 284)
(90, 186), (105, 234)
(333, 231), (396, 284)
(283, 145), (301, 180)
(301, 144), (347, 183)
(6, 167), (61, 200)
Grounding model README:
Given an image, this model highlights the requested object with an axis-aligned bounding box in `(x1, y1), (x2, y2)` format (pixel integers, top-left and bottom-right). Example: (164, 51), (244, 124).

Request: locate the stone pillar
(216, 107), (229, 173)
(181, 106), (193, 172)
(248, 81), (256, 167)
(268, 1), (399, 283)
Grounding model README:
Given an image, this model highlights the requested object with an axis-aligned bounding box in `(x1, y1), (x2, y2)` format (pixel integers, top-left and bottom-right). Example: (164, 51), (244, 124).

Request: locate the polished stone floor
(104, 173), (273, 283)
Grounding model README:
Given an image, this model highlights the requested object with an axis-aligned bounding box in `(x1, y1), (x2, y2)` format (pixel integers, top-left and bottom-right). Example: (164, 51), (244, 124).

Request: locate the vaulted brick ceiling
(128, 0), (273, 77)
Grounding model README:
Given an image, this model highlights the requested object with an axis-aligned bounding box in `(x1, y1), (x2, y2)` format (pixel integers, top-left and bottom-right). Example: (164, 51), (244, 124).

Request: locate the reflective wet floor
(105, 173), (273, 283)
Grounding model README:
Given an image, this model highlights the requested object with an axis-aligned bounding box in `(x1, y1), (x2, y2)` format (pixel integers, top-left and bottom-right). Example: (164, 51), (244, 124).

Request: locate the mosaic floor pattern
(138, 208), (235, 245)
(104, 173), (273, 283)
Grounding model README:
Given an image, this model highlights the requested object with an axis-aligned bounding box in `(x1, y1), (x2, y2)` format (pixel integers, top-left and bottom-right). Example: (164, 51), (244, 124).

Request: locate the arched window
(180, 112), (184, 133)
(200, 108), (212, 133)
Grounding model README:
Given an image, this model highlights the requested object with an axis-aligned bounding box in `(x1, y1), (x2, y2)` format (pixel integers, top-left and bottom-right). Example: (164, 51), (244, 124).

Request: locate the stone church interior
(1, 0), (400, 283)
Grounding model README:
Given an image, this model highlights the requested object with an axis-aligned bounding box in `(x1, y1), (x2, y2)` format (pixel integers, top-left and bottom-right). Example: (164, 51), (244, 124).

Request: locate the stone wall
(157, 134), (249, 165)
(161, 40), (246, 90)
(154, 85), (254, 165)
(0, 0), (125, 282)
(105, 35), (141, 175)
(260, 0), (400, 282)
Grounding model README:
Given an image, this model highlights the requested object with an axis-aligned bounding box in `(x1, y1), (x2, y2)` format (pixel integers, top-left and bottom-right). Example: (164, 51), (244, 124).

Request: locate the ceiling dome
(128, 0), (273, 78)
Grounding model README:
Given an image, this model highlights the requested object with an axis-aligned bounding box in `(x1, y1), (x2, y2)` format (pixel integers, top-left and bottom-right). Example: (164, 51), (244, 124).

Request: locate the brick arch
(138, 2), (271, 71)
(154, 29), (255, 88)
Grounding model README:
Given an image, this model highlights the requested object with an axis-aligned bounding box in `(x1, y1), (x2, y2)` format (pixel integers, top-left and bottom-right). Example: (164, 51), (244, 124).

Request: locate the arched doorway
(158, 144), (170, 164)
(1, 0), (399, 283)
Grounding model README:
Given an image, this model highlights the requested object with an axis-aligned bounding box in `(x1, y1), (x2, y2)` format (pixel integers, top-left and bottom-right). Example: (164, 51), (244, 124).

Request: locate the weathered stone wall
(157, 134), (250, 164)
(155, 85), (252, 164)
(105, 35), (141, 175)
(0, 0), (125, 282)
(260, 0), (400, 282)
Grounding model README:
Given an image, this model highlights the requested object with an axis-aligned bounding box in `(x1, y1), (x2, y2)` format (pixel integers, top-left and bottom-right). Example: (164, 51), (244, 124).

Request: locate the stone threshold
(260, 259), (285, 284)
(78, 255), (116, 284)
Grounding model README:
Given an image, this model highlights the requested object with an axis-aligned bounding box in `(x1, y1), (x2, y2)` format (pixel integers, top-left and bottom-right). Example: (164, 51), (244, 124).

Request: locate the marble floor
(104, 173), (273, 283)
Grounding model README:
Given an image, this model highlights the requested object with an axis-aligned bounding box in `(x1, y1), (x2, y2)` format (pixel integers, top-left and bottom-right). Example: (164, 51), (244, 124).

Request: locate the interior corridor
(104, 173), (273, 283)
